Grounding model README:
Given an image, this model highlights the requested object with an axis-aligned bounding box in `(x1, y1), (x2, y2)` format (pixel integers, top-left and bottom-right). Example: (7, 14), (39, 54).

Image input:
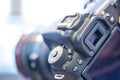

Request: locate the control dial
(48, 46), (68, 67)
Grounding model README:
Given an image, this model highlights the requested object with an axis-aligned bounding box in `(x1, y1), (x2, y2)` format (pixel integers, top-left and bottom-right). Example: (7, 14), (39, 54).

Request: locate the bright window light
(0, 0), (11, 21)
(21, 0), (85, 26)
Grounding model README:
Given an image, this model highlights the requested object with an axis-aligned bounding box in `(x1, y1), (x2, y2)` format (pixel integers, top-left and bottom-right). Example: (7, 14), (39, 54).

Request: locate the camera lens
(15, 33), (55, 80)
(16, 35), (28, 77)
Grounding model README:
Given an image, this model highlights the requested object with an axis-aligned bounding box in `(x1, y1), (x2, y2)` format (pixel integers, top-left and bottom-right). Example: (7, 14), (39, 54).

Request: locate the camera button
(109, 16), (115, 24)
(105, 13), (115, 25)
(72, 66), (78, 72)
(63, 61), (70, 70)
(77, 59), (83, 65)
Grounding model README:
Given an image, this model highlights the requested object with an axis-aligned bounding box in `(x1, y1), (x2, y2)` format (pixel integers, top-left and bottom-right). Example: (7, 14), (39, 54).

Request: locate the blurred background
(0, 0), (96, 79)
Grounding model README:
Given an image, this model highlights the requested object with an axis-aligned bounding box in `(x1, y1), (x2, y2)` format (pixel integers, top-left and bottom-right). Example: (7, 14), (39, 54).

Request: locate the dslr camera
(15, 0), (120, 80)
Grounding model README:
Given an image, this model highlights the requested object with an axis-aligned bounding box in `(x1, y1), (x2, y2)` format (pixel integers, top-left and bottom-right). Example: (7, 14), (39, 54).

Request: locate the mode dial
(48, 46), (68, 67)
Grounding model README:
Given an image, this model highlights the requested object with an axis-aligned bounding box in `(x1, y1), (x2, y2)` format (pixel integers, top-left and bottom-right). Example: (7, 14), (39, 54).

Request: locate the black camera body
(16, 0), (120, 80)
(48, 0), (120, 80)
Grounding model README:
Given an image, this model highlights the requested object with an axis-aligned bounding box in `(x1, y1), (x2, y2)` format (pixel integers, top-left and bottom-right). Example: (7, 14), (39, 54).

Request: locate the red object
(15, 35), (28, 77)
